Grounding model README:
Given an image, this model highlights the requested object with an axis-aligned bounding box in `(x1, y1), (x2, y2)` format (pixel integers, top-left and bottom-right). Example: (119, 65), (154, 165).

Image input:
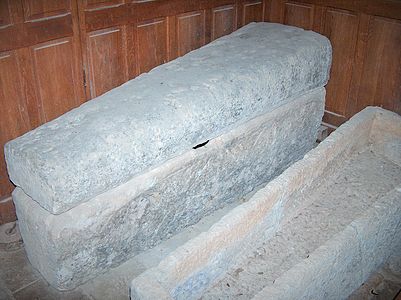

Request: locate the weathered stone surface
(130, 107), (401, 300)
(253, 188), (401, 300)
(5, 22), (331, 214)
(14, 89), (325, 290)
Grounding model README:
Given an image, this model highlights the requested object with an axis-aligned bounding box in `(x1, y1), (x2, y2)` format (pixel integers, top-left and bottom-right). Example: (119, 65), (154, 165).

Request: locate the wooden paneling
(32, 38), (81, 122)
(0, 15), (74, 52)
(134, 18), (168, 75)
(0, 1), (12, 27)
(84, 0), (123, 11)
(270, 0), (401, 129)
(242, 0), (263, 25)
(283, 2), (313, 30)
(176, 11), (206, 56)
(80, 0), (244, 94)
(322, 110), (347, 130)
(353, 17), (401, 115)
(22, 0), (71, 21)
(323, 9), (359, 116)
(212, 5), (236, 40)
(0, 0), (84, 223)
(87, 27), (127, 97)
(0, 52), (30, 197)
(282, 0), (401, 20)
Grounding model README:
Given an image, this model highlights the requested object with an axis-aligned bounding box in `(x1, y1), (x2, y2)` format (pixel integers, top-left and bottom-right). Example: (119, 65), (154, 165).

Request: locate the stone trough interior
(131, 107), (401, 300)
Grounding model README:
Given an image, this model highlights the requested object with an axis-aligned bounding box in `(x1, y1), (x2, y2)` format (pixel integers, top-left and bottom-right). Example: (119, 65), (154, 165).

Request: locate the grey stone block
(5, 22), (331, 214)
(14, 89), (325, 290)
(130, 107), (401, 300)
(253, 188), (401, 300)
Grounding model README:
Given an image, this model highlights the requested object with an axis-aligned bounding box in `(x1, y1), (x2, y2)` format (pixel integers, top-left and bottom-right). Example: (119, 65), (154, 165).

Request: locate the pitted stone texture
(203, 150), (401, 299)
(14, 89), (325, 290)
(130, 107), (401, 300)
(252, 189), (401, 300)
(5, 22), (332, 214)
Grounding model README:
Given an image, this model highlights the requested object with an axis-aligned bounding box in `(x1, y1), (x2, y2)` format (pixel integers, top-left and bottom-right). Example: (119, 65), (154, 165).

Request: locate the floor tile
(0, 278), (15, 300)
(0, 249), (39, 293)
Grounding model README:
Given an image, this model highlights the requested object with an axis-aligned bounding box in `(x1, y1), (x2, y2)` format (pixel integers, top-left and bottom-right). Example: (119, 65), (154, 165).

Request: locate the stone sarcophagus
(131, 107), (401, 300)
(5, 23), (332, 290)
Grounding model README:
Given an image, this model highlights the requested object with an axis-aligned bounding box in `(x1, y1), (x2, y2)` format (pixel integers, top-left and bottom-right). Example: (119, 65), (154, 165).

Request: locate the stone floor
(0, 221), (86, 300)
(348, 255), (401, 300)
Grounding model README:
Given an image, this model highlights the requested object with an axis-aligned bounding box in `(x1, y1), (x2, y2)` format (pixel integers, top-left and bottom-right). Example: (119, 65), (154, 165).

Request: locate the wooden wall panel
(134, 18), (168, 75)
(0, 1), (12, 27)
(87, 27), (127, 98)
(22, 0), (71, 21)
(283, 2), (313, 30)
(212, 5), (236, 40)
(32, 38), (81, 122)
(323, 9), (359, 117)
(282, 0), (401, 20)
(0, 18), (74, 53)
(0, 52), (30, 197)
(353, 17), (401, 115)
(274, 0), (401, 130)
(84, 0), (123, 11)
(80, 0), (247, 96)
(0, 0), (84, 223)
(176, 11), (206, 56)
(242, 1), (264, 25)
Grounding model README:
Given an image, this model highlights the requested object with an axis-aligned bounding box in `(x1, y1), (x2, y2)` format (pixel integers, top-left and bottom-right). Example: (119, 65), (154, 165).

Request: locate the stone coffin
(5, 23), (331, 289)
(131, 107), (401, 300)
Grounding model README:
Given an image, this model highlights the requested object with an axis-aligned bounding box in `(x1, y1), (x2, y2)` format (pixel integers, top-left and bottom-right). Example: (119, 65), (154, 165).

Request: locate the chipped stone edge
(130, 107), (398, 300)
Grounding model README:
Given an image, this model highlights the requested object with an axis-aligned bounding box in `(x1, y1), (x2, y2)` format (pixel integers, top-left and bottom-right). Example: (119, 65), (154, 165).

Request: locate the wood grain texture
(0, 15), (73, 52)
(32, 38), (81, 122)
(0, 0), (84, 223)
(323, 8), (358, 116)
(0, 1), (12, 27)
(283, 2), (313, 30)
(353, 17), (401, 115)
(283, 0), (401, 20)
(133, 18), (168, 75)
(322, 110), (347, 129)
(84, 0), (123, 11)
(275, 0), (401, 126)
(0, 52), (30, 197)
(212, 5), (236, 40)
(87, 27), (127, 97)
(176, 10), (206, 56)
(242, 0), (264, 25)
(22, 0), (71, 21)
